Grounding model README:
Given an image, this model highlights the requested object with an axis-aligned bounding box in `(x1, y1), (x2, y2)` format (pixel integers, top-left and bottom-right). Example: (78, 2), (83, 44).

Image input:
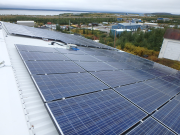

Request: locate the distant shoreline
(0, 8), (143, 14)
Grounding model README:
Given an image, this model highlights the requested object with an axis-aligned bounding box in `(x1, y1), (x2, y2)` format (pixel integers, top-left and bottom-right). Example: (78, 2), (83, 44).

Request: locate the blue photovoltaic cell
(161, 75), (180, 86)
(92, 70), (138, 88)
(25, 61), (85, 74)
(64, 54), (100, 61)
(106, 62), (134, 70)
(94, 56), (119, 62)
(145, 78), (180, 97)
(16, 44), (58, 52)
(33, 73), (109, 102)
(75, 62), (116, 72)
(47, 90), (146, 135)
(18, 51), (69, 61)
(56, 48), (87, 55)
(115, 83), (170, 113)
(123, 69), (155, 81)
(127, 118), (175, 135)
(153, 99), (180, 134)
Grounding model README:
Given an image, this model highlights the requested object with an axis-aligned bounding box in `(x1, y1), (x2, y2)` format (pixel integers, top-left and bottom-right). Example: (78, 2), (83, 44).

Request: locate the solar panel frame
(24, 61), (86, 75)
(115, 82), (171, 114)
(123, 69), (156, 81)
(17, 51), (69, 61)
(153, 99), (180, 134)
(16, 44), (58, 53)
(75, 61), (117, 72)
(5, 23), (115, 50)
(45, 90), (147, 135)
(55, 48), (87, 55)
(64, 54), (101, 62)
(106, 62), (135, 70)
(144, 78), (180, 97)
(32, 72), (109, 102)
(91, 70), (139, 88)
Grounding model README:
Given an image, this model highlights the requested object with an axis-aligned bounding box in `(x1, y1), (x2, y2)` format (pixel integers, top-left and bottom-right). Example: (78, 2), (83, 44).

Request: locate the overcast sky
(0, 0), (180, 14)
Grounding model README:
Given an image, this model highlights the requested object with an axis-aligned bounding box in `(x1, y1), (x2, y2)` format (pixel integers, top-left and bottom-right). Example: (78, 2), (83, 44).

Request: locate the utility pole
(69, 20), (71, 34)
(114, 30), (116, 48)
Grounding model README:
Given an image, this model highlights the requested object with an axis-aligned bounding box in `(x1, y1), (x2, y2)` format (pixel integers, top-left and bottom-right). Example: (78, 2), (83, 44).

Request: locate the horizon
(0, 0), (180, 14)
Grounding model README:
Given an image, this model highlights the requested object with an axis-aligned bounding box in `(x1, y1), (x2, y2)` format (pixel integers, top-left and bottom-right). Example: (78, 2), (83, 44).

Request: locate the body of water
(0, 10), (88, 15)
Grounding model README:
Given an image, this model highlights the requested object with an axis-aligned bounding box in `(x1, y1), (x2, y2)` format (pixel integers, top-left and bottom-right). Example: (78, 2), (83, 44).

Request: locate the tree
(83, 28), (86, 34)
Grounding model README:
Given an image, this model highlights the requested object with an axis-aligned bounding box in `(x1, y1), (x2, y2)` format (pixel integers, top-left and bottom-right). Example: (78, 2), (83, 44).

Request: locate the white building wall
(159, 38), (180, 61)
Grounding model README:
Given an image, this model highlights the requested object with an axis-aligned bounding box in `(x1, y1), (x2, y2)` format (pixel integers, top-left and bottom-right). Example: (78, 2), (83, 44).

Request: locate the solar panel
(94, 56), (119, 62)
(84, 51), (106, 56)
(142, 68), (167, 77)
(18, 51), (69, 61)
(144, 78), (180, 97)
(161, 75), (180, 86)
(106, 62), (135, 70)
(64, 54), (100, 61)
(16, 44), (58, 52)
(33, 72), (109, 102)
(115, 82), (170, 113)
(123, 69), (155, 81)
(92, 70), (138, 88)
(127, 118), (175, 135)
(127, 62), (154, 69)
(5, 22), (115, 50)
(46, 90), (147, 135)
(75, 62), (116, 72)
(56, 48), (87, 55)
(153, 99), (180, 134)
(25, 61), (85, 74)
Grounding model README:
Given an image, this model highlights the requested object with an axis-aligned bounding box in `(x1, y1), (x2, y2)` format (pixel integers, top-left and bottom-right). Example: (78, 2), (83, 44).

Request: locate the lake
(0, 10), (88, 15)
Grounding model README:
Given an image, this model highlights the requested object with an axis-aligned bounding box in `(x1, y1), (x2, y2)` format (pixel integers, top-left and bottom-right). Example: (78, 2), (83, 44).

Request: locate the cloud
(0, 0), (180, 14)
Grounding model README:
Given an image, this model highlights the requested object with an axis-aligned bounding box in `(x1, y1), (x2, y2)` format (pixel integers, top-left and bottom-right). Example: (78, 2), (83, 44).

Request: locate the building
(157, 18), (170, 22)
(17, 21), (35, 27)
(142, 23), (159, 29)
(102, 22), (108, 25)
(131, 18), (142, 23)
(112, 23), (142, 31)
(110, 29), (131, 36)
(1, 21), (180, 135)
(159, 29), (180, 61)
(92, 23), (99, 26)
(117, 18), (123, 21)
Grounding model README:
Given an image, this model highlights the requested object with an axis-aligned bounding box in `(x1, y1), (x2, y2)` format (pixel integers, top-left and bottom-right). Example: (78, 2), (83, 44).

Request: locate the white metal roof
(114, 29), (131, 32)
(0, 23), (60, 135)
(118, 23), (142, 26)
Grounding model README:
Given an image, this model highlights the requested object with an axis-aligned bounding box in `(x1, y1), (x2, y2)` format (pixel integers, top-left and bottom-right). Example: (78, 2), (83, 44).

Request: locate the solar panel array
(3, 22), (115, 49)
(16, 43), (179, 135)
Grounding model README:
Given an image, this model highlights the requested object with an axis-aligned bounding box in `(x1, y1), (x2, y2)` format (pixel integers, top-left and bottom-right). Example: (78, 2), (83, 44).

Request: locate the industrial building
(1, 21), (180, 135)
(157, 18), (170, 22)
(117, 18), (123, 21)
(131, 18), (142, 23)
(17, 21), (35, 27)
(110, 29), (131, 36)
(112, 23), (142, 31)
(159, 29), (180, 61)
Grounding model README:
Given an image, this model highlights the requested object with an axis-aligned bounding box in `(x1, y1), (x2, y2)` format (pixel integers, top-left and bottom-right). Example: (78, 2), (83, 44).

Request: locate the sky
(0, 0), (180, 14)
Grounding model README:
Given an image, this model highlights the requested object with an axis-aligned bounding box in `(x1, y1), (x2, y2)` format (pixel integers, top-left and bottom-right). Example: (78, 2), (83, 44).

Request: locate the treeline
(0, 16), (116, 25)
(110, 28), (166, 51)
